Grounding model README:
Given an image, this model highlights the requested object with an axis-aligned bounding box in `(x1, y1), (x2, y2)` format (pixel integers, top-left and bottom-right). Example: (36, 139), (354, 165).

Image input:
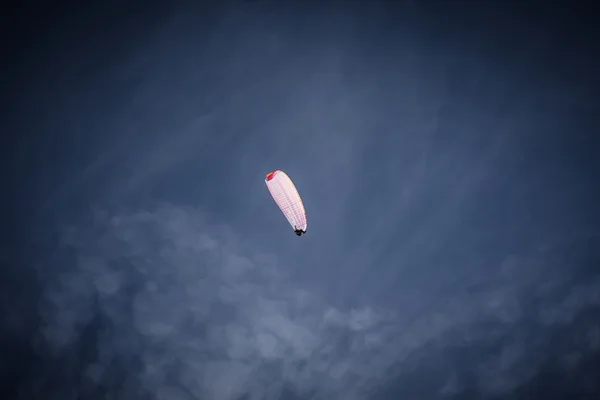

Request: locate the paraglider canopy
(265, 170), (307, 236)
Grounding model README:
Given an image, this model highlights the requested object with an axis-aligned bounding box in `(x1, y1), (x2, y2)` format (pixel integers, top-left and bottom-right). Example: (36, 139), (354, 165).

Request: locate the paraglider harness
(294, 226), (305, 236)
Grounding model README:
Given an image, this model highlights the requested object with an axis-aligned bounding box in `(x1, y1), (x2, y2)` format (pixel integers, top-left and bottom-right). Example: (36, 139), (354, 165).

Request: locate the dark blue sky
(3, 1), (600, 399)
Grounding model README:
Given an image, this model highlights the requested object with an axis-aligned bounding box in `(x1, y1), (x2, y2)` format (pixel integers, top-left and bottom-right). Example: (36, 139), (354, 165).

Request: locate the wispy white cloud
(36, 203), (600, 399)
(38, 205), (406, 399)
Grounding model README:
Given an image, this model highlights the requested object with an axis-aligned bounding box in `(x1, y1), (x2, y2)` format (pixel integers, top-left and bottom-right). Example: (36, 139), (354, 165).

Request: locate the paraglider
(265, 170), (307, 236)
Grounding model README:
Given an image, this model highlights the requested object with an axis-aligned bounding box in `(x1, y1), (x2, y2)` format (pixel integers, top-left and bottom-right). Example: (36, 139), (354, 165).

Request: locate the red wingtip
(266, 171), (277, 181)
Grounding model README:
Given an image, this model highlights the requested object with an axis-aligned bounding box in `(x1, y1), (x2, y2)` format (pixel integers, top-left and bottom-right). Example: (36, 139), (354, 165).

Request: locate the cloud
(32, 203), (600, 399)
(36, 204), (407, 399)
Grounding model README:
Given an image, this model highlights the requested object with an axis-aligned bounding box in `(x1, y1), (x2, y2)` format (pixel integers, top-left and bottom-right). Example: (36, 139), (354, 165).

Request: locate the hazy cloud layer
(38, 206), (399, 399)
(32, 204), (600, 399)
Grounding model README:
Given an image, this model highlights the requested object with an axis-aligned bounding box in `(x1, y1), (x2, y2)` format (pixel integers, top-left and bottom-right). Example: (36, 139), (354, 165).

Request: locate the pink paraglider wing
(265, 170), (307, 232)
